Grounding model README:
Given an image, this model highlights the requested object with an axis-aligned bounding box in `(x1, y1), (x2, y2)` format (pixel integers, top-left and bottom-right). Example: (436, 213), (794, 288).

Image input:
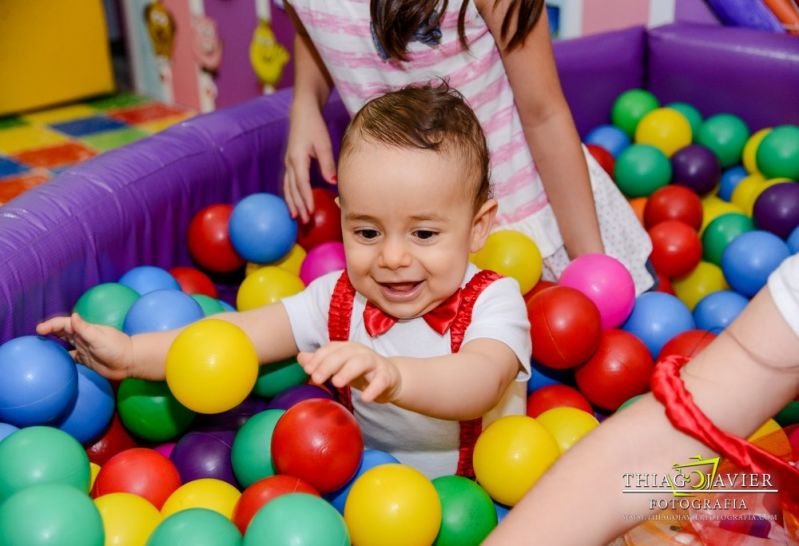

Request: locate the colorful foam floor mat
(0, 93), (195, 205)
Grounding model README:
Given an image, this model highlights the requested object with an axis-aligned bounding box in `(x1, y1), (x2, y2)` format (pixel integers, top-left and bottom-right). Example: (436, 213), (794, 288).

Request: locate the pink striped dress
(288, 0), (654, 293)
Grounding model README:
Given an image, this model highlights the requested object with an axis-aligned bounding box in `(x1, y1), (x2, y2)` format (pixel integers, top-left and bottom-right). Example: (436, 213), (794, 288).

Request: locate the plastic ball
(635, 107), (692, 157)
(700, 196), (745, 234)
(187, 204), (246, 274)
(297, 187), (343, 250)
(701, 213), (755, 266)
(657, 329), (717, 361)
(586, 143), (615, 175)
(670, 144), (721, 196)
(73, 282), (139, 330)
(697, 113), (750, 168)
(665, 102), (703, 140)
(246, 493), (350, 546)
(536, 407), (599, 453)
(559, 253), (636, 330)
(236, 266), (304, 311)
(470, 230), (542, 293)
(672, 261), (729, 311)
(55, 364), (114, 445)
(743, 128), (772, 174)
(86, 413), (138, 465)
(473, 416), (560, 506)
(0, 426), (90, 500)
(648, 220), (702, 279)
(154, 443), (176, 458)
(0, 484), (103, 546)
(94, 492), (161, 546)
(617, 394), (644, 412)
(265, 383), (334, 411)
(326, 449), (399, 514)
(272, 399), (363, 493)
(526, 384), (592, 417)
(575, 329), (654, 410)
(247, 244), (306, 277)
(299, 241), (346, 285)
(527, 286), (602, 369)
(584, 124), (631, 157)
(93, 448), (181, 509)
(654, 269), (675, 295)
(614, 144), (672, 198)
(494, 502), (510, 524)
(622, 292), (696, 356)
(229, 193), (297, 264)
(721, 230), (791, 296)
(756, 125), (799, 180)
(253, 357), (309, 398)
(147, 508), (242, 546)
(526, 360), (571, 394)
(732, 174), (787, 216)
(231, 409), (284, 488)
(170, 430), (237, 486)
(0, 336), (78, 427)
(432, 475), (497, 546)
(611, 89), (660, 137)
(718, 166), (749, 202)
(233, 475), (319, 533)
(118, 265), (180, 295)
(123, 289), (204, 335)
(165, 319), (259, 414)
(194, 395), (268, 432)
(345, 464), (439, 546)
(0, 423), (18, 442)
(644, 185), (703, 231)
(694, 290), (748, 333)
(161, 478), (241, 519)
(170, 266), (218, 298)
(117, 378), (195, 442)
(753, 182), (799, 239)
(192, 294), (226, 316)
(788, 225), (799, 254)
(628, 197), (647, 226)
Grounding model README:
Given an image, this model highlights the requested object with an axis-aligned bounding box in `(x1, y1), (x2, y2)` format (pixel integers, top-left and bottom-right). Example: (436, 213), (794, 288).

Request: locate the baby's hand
(36, 313), (134, 380)
(298, 342), (401, 404)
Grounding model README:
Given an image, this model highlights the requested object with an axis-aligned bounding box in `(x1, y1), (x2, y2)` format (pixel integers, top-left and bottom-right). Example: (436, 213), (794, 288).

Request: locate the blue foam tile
(0, 157), (28, 179)
(50, 116), (129, 137)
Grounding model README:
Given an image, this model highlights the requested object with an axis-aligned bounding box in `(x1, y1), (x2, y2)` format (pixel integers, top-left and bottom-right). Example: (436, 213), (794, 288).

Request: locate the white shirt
(281, 264), (532, 478)
(768, 253), (799, 337)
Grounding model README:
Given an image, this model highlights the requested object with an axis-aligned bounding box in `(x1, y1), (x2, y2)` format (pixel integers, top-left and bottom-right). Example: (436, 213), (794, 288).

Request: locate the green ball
(774, 400), (799, 427)
(117, 378), (195, 442)
(147, 508), (241, 546)
(0, 426), (90, 501)
(697, 114), (750, 168)
(253, 357), (309, 398)
(612, 89), (660, 137)
(0, 484), (103, 546)
(617, 394), (644, 412)
(666, 102), (703, 142)
(191, 294), (226, 316)
(432, 475), (497, 546)
(243, 493), (349, 546)
(701, 213), (755, 266)
(613, 144), (672, 197)
(73, 283), (139, 331)
(231, 409), (284, 487)
(756, 125), (799, 180)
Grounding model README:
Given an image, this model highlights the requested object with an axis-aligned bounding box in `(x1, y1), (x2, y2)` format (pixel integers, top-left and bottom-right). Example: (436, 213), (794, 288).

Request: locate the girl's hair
(371, 0), (545, 61)
(340, 82), (491, 210)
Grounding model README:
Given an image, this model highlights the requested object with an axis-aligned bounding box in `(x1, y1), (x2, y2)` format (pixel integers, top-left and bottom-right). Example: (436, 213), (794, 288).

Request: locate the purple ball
(671, 144), (721, 195)
(265, 384), (334, 411)
(170, 430), (237, 486)
(753, 182), (799, 240)
(195, 396), (268, 431)
(300, 242), (346, 285)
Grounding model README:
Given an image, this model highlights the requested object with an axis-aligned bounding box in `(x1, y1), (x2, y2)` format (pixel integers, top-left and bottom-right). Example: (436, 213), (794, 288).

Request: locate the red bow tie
(363, 289), (462, 337)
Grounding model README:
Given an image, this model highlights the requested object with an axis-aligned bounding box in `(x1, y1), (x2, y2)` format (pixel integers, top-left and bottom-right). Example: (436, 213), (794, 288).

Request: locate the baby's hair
(340, 82), (491, 211)
(371, 0), (545, 61)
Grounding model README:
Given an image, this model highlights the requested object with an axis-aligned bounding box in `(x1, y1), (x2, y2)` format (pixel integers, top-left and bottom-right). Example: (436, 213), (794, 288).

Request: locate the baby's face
(338, 140), (493, 319)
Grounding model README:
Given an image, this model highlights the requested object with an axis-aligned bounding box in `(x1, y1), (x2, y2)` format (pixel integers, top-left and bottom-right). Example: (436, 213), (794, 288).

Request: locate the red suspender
(327, 269), (503, 478)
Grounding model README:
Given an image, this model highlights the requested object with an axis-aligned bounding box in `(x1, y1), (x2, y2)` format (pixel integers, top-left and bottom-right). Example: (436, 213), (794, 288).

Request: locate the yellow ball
(344, 464), (441, 546)
(470, 230), (542, 294)
(535, 407), (599, 454)
(743, 128), (772, 174)
(731, 173), (767, 215)
(160, 479), (241, 520)
(748, 418), (782, 442)
(237, 265), (304, 311)
(634, 108), (692, 157)
(700, 196), (744, 234)
(672, 261), (729, 311)
(473, 415), (560, 506)
(89, 462), (101, 491)
(95, 492), (161, 546)
(246, 244), (307, 277)
(165, 319), (259, 414)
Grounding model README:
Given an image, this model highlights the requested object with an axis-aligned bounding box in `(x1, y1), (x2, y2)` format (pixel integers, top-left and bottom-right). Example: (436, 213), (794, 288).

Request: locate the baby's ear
(469, 199), (497, 252)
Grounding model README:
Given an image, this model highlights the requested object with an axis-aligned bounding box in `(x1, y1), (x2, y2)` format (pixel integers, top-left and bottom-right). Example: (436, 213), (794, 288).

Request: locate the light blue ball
(693, 290), (749, 334)
(0, 423), (19, 443)
(123, 289), (204, 335)
(787, 225), (799, 254)
(494, 501), (510, 524)
(717, 165), (748, 202)
(118, 265), (180, 295)
(584, 124), (631, 157)
(721, 230), (791, 297)
(527, 359), (570, 394)
(229, 193), (297, 264)
(55, 365), (115, 445)
(326, 449), (399, 513)
(622, 293), (695, 357)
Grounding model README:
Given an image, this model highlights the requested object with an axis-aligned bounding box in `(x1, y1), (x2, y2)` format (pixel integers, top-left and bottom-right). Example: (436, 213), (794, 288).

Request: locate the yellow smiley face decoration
(249, 19), (289, 88)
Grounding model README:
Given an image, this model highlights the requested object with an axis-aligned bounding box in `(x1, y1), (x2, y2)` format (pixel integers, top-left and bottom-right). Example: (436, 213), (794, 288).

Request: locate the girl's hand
(298, 341), (402, 403)
(36, 313), (135, 381)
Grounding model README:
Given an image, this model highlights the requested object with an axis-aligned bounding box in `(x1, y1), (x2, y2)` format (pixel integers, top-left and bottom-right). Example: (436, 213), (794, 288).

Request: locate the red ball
(526, 384), (593, 418)
(657, 329), (717, 362)
(647, 220), (702, 278)
(527, 286), (602, 369)
(524, 280), (557, 305)
(586, 144), (615, 176)
(92, 447), (182, 509)
(575, 329), (654, 411)
(232, 475), (319, 533)
(271, 399), (363, 493)
(654, 270), (675, 295)
(187, 204), (245, 273)
(86, 413), (138, 466)
(297, 188), (342, 251)
(644, 185), (703, 231)
(170, 266), (218, 298)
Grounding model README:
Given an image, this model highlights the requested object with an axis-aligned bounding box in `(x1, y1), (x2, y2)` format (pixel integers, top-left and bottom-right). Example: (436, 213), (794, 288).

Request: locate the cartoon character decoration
(191, 15), (223, 74)
(249, 19), (289, 93)
(143, 1), (176, 59)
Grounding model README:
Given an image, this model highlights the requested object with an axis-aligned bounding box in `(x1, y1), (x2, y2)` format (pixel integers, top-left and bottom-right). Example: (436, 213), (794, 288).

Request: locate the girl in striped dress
(282, 0), (654, 293)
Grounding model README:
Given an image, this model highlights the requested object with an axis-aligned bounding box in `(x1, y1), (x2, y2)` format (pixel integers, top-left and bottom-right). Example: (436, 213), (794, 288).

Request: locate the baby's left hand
(298, 342), (401, 404)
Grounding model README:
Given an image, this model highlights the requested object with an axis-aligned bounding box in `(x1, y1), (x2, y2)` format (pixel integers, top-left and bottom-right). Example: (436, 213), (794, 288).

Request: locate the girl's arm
(476, 0), (604, 258)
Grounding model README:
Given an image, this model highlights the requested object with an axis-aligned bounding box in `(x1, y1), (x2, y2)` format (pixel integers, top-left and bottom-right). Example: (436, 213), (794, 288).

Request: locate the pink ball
(154, 442), (176, 458)
(299, 241), (346, 285)
(558, 253), (635, 330)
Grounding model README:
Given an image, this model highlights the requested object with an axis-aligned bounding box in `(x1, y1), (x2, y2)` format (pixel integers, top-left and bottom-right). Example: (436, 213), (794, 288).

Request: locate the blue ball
(693, 290), (749, 334)
(584, 125), (631, 157)
(0, 423), (18, 442)
(721, 230), (791, 297)
(123, 289), (204, 335)
(229, 193), (297, 264)
(325, 449), (398, 513)
(0, 336), (78, 427)
(622, 293), (696, 357)
(55, 365), (115, 445)
(219, 300), (236, 313)
(494, 501), (510, 524)
(718, 165), (748, 202)
(787, 225), (799, 254)
(119, 266), (180, 295)
(527, 359), (571, 395)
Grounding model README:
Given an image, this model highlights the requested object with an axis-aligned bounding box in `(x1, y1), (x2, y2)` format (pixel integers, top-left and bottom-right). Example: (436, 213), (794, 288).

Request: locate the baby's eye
(413, 230), (438, 240)
(356, 228), (380, 240)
